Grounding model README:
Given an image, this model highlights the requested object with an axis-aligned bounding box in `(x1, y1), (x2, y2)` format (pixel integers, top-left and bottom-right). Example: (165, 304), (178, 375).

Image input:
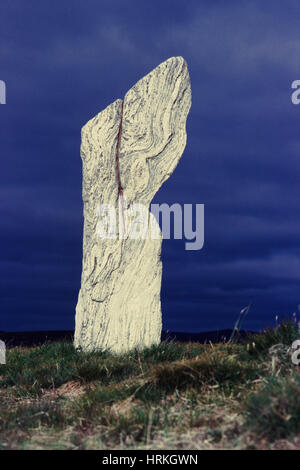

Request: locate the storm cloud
(0, 0), (299, 332)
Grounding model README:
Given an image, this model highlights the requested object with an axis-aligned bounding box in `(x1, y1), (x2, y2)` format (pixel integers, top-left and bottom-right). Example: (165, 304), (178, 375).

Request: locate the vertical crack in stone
(115, 100), (124, 195)
(115, 100), (126, 232)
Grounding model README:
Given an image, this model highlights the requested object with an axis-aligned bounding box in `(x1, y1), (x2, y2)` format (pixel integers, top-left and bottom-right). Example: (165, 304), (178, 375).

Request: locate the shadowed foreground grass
(0, 321), (299, 450)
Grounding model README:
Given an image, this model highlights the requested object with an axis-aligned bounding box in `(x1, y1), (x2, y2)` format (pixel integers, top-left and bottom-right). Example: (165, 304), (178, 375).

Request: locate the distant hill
(161, 329), (254, 343)
(0, 329), (256, 348)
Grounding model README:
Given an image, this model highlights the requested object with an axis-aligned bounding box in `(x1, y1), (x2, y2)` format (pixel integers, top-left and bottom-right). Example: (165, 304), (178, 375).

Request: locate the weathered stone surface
(74, 56), (191, 353)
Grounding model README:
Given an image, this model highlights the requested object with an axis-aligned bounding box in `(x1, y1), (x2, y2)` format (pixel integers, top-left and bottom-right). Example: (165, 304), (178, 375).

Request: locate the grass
(245, 374), (300, 440)
(0, 320), (299, 450)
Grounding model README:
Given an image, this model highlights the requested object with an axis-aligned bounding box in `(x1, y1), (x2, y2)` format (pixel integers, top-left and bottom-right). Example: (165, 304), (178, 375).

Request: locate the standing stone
(74, 56), (191, 353)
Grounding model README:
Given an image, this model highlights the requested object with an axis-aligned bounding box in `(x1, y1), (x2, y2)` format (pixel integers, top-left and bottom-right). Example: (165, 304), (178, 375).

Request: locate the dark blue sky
(1, 1), (299, 332)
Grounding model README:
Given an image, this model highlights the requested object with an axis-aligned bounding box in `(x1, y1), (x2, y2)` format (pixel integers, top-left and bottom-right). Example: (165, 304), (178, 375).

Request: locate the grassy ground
(0, 321), (299, 450)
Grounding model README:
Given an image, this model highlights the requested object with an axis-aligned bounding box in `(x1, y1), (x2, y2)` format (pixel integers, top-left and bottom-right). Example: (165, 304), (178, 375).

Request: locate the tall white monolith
(75, 57), (191, 352)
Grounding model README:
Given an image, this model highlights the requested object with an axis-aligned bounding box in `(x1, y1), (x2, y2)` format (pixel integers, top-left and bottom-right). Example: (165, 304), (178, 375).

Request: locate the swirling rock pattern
(74, 56), (191, 353)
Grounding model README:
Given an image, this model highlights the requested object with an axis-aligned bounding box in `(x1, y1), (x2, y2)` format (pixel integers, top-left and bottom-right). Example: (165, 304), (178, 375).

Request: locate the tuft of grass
(133, 341), (201, 363)
(245, 373), (300, 440)
(229, 305), (251, 343)
(245, 320), (300, 358)
(150, 349), (261, 395)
